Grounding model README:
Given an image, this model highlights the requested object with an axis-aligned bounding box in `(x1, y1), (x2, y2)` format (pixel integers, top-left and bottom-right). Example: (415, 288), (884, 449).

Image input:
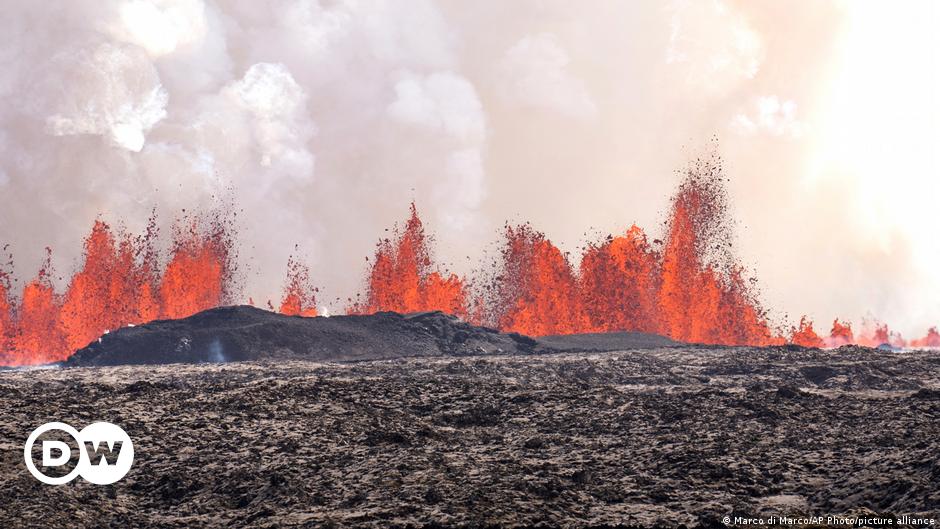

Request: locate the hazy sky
(0, 0), (937, 336)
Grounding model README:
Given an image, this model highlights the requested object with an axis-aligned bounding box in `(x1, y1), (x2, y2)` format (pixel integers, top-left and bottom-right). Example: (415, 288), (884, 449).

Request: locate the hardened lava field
(1, 346), (939, 528)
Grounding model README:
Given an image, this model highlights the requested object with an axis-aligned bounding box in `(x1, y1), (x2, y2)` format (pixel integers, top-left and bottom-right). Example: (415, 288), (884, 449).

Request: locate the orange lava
(854, 321), (907, 349)
(484, 223), (586, 336)
(58, 220), (153, 353)
(656, 159), (776, 345)
(2, 155), (940, 365)
(12, 251), (68, 364)
(912, 327), (940, 348)
(351, 203), (468, 318)
(790, 316), (823, 348)
(579, 226), (659, 334)
(0, 215), (234, 365)
(159, 218), (233, 320)
(827, 319), (855, 347)
(278, 254), (318, 317)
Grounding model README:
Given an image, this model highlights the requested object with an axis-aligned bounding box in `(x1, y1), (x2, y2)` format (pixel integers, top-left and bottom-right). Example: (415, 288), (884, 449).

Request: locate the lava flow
(578, 226), (659, 335)
(459, 154), (775, 344)
(653, 156), (776, 346)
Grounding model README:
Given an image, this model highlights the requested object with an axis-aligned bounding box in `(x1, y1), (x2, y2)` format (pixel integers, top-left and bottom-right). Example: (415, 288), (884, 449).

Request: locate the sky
(0, 0), (938, 336)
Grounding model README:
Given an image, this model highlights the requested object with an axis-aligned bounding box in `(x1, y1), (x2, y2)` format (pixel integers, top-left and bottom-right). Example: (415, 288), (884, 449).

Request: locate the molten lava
(351, 203), (468, 318)
(579, 226), (659, 334)
(484, 223), (586, 336)
(13, 252), (68, 364)
(648, 155), (774, 345)
(790, 316), (823, 348)
(912, 327), (940, 348)
(58, 221), (152, 353)
(827, 319), (855, 347)
(855, 321), (907, 349)
(278, 254), (318, 317)
(0, 214), (235, 365)
(159, 217), (235, 320)
(2, 154), (939, 365)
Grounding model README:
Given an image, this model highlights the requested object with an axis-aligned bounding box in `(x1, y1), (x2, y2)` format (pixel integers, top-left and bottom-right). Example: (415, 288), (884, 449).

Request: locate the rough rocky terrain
(61, 306), (678, 367)
(1, 345), (939, 528)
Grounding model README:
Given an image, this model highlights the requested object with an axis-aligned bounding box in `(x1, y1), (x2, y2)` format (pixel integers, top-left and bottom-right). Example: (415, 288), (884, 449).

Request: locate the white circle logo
(24, 421), (134, 485)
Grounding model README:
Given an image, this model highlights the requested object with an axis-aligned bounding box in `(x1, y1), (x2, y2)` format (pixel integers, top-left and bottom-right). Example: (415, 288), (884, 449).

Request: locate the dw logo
(23, 422), (134, 485)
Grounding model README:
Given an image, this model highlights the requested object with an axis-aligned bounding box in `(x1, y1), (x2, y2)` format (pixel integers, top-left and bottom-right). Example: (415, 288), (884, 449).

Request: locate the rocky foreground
(1, 346), (939, 528)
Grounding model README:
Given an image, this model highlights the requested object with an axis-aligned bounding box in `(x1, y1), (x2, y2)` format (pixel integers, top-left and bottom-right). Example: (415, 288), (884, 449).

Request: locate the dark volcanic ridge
(63, 305), (680, 367)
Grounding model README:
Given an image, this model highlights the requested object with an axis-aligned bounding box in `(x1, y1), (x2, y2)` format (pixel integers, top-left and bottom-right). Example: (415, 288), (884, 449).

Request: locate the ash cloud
(0, 0), (937, 337)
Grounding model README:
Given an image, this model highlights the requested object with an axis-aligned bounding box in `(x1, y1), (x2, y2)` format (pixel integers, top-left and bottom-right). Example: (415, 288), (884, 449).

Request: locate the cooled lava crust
(2, 346), (938, 527)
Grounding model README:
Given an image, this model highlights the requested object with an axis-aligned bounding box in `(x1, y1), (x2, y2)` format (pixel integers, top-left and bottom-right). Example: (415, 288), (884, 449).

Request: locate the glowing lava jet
(278, 254), (318, 317)
(350, 203), (468, 318)
(482, 222), (586, 336)
(0, 214), (235, 365)
(2, 156), (939, 365)
(579, 225), (659, 334)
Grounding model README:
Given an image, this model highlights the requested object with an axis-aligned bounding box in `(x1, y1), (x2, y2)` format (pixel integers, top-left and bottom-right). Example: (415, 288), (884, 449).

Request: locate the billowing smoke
(0, 0), (937, 337)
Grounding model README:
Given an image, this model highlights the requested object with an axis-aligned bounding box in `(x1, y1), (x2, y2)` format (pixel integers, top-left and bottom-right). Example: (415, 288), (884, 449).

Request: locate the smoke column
(0, 1), (937, 336)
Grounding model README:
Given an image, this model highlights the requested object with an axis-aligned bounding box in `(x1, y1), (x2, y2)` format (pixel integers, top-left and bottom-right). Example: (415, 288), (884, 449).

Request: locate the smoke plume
(0, 0), (937, 336)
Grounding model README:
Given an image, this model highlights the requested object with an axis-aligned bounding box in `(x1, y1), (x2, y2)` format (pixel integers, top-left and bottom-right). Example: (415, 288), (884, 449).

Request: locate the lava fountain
(278, 253), (319, 317)
(1, 155), (938, 365)
(350, 203), (468, 318)
(0, 213), (236, 366)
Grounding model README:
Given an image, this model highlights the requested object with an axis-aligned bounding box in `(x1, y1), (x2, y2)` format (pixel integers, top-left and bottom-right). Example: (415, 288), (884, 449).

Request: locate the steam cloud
(0, 1), (937, 336)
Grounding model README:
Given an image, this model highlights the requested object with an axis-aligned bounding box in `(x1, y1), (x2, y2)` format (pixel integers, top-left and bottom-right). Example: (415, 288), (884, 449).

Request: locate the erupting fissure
(278, 252), (319, 317)
(2, 155), (938, 365)
(350, 153), (938, 349)
(347, 203), (468, 318)
(479, 222), (587, 336)
(0, 214), (236, 365)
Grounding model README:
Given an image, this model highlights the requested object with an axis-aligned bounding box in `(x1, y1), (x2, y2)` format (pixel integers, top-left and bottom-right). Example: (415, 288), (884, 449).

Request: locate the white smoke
(730, 96), (803, 139)
(498, 33), (597, 119)
(666, 0), (764, 95)
(387, 71), (485, 144)
(0, 0), (937, 337)
(111, 0), (208, 57)
(226, 62), (315, 173)
(45, 43), (169, 152)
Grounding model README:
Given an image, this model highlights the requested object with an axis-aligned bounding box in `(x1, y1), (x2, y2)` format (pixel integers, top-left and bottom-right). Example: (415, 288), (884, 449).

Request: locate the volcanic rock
(3, 346), (939, 527)
(63, 305), (679, 367)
